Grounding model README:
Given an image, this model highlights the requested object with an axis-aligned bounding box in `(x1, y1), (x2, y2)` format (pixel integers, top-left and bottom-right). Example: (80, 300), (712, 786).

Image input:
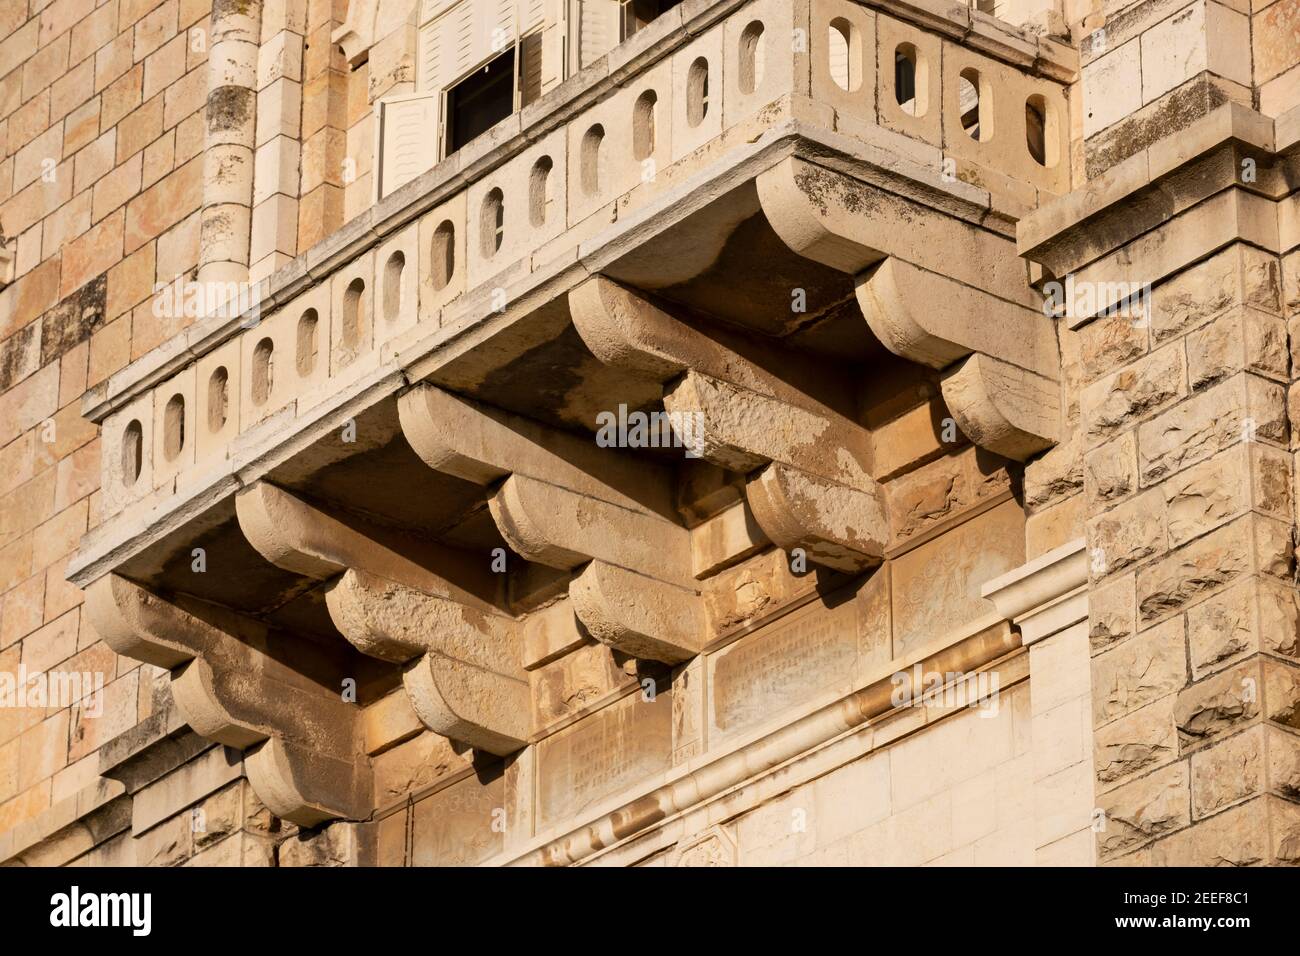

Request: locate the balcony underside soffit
(77, 149), (1062, 827)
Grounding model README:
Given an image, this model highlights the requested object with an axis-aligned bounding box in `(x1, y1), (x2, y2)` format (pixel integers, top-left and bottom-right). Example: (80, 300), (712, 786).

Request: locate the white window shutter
(479, 0), (518, 64)
(578, 0), (620, 68)
(520, 0), (549, 33)
(378, 92), (440, 199)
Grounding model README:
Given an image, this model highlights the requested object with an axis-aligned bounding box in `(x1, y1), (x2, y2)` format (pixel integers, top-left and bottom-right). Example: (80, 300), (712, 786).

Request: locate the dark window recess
(447, 47), (516, 154)
(519, 32), (543, 108)
(1026, 98), (1047, 165)
(621, 0), (682, 41)
(894, 51), (915, 107)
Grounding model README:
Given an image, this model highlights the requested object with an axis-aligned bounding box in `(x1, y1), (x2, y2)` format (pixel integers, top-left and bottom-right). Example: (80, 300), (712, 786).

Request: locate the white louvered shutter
(578, 0), (620, 68)
(378, 92), (439, 198)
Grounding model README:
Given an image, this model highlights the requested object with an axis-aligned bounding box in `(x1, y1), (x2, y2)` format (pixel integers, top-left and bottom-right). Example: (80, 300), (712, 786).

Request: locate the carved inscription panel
(708, 594), (860, 740)
(537, 688), (673, 827)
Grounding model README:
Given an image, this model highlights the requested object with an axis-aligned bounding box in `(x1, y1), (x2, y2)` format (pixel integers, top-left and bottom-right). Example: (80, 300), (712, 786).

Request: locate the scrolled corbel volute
(855, 258), (1059, 379)
(326, 569), (529, 756)
(569, 561), (703, 664)
(744, 463), (888, 572)
(754, 156), (887, 275)
(662, 370), (875, 492)
(489, 473), (696, 587)
(235, 482), (529, 753)
(568, 275), (847, 425)
(84, 574), (370, 825)
(331, 0), (382, 68)
(939, 353), (1061, 462)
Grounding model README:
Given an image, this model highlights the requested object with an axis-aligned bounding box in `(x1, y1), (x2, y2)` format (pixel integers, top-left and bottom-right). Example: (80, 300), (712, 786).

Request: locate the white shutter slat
(579, 0), (620, 68)
(379, 93), (439, 198)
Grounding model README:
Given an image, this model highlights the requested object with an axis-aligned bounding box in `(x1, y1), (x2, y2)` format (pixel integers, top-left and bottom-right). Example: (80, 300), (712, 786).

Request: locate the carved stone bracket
(84, 574), (371, 826)
(399, 381), (704, 663)
(756, 156), (1062, 462)
(236, 480), (528, 755)
(569, 275), (887, 572)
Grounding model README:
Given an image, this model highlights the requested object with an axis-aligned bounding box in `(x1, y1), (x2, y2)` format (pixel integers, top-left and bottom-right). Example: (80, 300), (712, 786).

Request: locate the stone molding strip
(1018, 102), (1285, 280)
(981, 537), (1087, 646)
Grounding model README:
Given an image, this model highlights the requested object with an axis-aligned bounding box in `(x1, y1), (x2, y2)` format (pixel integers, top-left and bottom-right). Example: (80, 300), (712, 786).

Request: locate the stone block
(1095, 695), (1178, 791)
(1082, 343), (1186, 448)
(1086, 488), (1166, 578)
(1190, 725), (1262, 820)
(1097, 760), (1189, 860)
(1092, 616), (1187, 728)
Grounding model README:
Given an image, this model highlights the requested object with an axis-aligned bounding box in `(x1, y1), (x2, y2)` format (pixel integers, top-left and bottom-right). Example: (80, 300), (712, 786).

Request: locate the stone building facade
(0, 0), (1297, 867)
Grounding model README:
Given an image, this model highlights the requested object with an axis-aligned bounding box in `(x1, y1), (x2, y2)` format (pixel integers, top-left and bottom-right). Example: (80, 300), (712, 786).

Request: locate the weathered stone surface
(857, 258), (1058, 377)
(1097, 761), (1189, 861)
(1185, 308), (1287, 390)
(570, 560), (703, 664)
(1081, 344), (1186, 448)
(1086, 489), (1166, 578)
(536, 689), (672, 828)
(1094, 697), (1177, 790)
(1151, 244), (1281, 343)
(1136, 374), (1286, 486)
(708, 596), (859, 741)
(745, 463), (887, 572)
(371, 732), (475, 806)
(1190, 726), (1262, 820)
(1136, 515), (1291, 626)
(1084, 433), (1137, 509)
(1025, 436), (1083, 512)
(1147, 796), (1268, 867)
(890, 499), (1024, 656)
(663, 370), (875, 492)
(491, 474), (694, 587)
(1263, 658), (1300, 731)
(1076, 314), (1148, 383)
(887, 444), (1013, 544)
(703, 548), (819, 639)
(327, 571), (530, 756)
(939, 353), (1060, 461)
(1187, 578), (1300, 678)
(1090, 572), (1136, 653)
(279, 821), (371, 867)
(530, 639), (634, 730)
(406, 770), (505, 866)
(1092, 617), (1187, 728)
(1174, 661), (1261, 751)
(1161, 444), (1289, 546)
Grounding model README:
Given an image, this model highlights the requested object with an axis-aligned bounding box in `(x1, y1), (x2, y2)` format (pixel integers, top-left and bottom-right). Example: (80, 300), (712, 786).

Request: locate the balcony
(68, 0), (1075, 855)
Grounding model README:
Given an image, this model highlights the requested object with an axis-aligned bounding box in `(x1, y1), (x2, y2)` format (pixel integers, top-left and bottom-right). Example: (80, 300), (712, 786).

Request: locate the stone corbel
(939, 353), (1060, 462)
(326, 570), (529, 755)
(399, 382), (704, 663)
(397, 383), (677, 520)
(569, 276), (886, 571)
(568, 561), (702, 664)
(756, 157), (1062, 463)
(332, 0), (379, 68)
(84, 574), (370, 826)
(489, 474), (694, 586)
(744, 463), (888, 573)
(235, 481), (529, 755)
